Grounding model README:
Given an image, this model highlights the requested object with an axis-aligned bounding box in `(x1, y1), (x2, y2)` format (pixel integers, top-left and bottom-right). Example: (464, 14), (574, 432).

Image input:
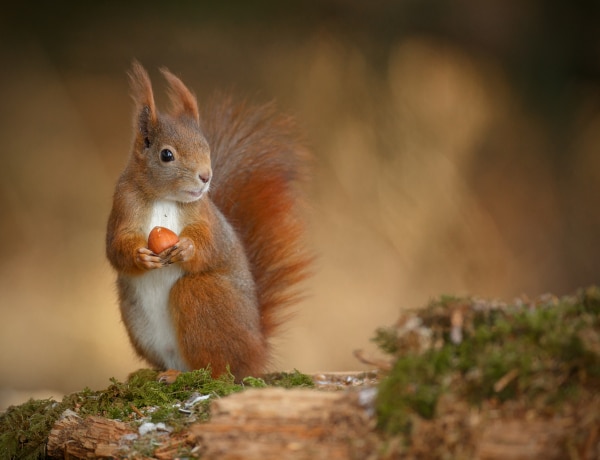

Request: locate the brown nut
(148, 226), (179, 254)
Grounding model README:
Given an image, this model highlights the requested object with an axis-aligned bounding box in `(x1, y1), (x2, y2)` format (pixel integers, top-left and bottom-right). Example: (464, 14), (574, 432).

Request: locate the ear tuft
(128, 60), (157, 146)
(160, 67), (199, 123)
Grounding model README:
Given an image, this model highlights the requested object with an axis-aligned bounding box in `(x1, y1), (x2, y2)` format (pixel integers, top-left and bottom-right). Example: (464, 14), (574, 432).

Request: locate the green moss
(376, 346), (454, 434)
(0, 398), (68, 460)
(263, 369), (315, 388)
(372, 327), (401, 355)
(375, 287), (600, 435)
(241, 376), (269, 388)
(0, 366), (315, 459)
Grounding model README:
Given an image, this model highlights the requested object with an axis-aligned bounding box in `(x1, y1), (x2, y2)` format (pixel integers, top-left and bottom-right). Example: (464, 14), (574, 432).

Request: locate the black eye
(160, 149), (175, 162)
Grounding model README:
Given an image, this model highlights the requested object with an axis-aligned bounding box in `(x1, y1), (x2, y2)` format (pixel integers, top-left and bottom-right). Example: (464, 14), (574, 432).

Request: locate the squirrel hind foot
(157, 369), (182, 384)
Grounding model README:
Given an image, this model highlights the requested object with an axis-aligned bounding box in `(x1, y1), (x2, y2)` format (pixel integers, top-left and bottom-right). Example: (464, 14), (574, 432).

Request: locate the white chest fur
(129, 200), (188, 370)
(144, 200), (184, 236)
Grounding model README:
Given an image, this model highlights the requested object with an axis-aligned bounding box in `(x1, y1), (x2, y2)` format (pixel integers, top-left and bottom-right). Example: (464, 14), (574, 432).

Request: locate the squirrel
(106, 61), (311, 381)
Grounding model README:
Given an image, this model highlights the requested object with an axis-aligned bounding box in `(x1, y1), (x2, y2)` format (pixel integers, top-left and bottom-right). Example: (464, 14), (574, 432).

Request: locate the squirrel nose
(199, 172), (211, 184)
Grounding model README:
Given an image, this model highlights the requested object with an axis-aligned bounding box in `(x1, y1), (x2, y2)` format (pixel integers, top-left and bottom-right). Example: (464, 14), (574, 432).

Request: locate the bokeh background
(1, 1), (599, 410)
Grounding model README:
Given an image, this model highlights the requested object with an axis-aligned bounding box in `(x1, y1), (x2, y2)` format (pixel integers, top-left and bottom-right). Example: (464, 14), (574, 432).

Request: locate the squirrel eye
(160, 149), (175, 162)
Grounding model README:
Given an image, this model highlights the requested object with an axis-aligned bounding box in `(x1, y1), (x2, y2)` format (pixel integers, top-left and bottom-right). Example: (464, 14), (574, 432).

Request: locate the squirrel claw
(160, 238), (195, 265)
(161, 245), (178, 258)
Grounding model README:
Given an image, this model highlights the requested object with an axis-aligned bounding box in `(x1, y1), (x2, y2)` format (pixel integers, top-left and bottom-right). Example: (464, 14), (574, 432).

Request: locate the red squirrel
(106, 61), (311, 381)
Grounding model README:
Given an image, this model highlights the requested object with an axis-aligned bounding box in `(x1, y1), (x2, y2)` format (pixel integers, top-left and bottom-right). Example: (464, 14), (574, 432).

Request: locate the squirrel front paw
(134, 237), (195, 270)
(162, 237), (195, 264)
(135, 247), (165, 270)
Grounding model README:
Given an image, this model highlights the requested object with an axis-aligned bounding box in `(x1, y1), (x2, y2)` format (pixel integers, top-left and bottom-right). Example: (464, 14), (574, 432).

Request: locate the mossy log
(46, 387), (375, 460)
(45, 385), (597, 460)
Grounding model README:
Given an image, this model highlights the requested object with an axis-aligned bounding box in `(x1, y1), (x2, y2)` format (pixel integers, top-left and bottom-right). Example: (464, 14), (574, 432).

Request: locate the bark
(47, 409), (136, 459)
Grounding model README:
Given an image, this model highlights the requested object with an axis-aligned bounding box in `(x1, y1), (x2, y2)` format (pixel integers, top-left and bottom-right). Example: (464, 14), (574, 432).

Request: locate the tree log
(47, 409), (136, 459)
(186, 387), (376, 460)
(475, 419), (574, 460)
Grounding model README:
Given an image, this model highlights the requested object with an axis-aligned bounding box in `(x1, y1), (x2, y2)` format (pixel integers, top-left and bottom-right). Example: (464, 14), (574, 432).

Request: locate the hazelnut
(148, 226), (179, 254)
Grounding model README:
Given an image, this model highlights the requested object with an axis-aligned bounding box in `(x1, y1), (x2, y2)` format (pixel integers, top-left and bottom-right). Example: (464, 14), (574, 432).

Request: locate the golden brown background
(1, 1), (599, 409)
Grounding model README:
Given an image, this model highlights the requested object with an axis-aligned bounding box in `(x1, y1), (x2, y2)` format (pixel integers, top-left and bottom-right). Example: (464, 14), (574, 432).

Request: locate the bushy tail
(199, 95), (312, 338)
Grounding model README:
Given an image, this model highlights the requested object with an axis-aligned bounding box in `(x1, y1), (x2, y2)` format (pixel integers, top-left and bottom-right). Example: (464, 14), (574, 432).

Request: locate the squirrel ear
(160, 67), (200, 123)
(128, 60), (157, 147)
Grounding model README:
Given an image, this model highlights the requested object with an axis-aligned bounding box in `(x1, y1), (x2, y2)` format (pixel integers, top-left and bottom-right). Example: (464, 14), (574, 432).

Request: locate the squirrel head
(127, 60), (212, 203)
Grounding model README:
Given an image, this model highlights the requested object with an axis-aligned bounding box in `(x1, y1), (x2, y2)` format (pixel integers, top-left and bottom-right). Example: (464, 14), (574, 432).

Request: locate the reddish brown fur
(171, 198), (269, 377)
(200, 95), (312, 339)
(106, 62), (311, 380)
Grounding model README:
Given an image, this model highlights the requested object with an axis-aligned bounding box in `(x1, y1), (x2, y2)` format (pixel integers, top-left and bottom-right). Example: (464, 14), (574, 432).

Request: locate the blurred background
(1, 1), (599, 410)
